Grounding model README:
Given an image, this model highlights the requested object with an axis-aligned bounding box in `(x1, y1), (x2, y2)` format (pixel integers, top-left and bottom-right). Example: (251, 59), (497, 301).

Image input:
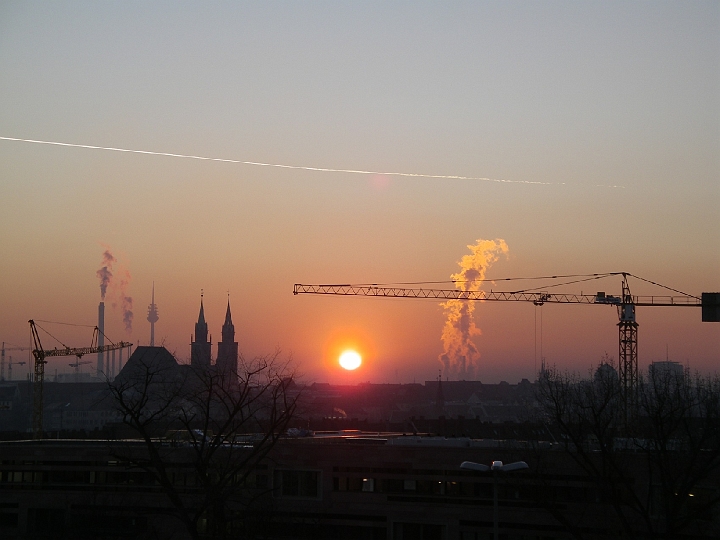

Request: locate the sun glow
(339, 350), (362, 371)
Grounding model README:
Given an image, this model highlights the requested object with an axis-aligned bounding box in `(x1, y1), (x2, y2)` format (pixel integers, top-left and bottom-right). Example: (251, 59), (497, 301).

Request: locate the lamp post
(460, 460), (529, 540)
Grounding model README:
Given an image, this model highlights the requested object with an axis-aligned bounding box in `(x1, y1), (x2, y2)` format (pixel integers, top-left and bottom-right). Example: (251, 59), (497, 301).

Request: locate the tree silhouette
(537, 360), (720, 538)
(108, 347), (299, 539)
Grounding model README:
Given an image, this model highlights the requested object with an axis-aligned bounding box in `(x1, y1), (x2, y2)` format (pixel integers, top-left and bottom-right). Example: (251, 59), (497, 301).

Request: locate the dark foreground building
(1, 434), (718, 539)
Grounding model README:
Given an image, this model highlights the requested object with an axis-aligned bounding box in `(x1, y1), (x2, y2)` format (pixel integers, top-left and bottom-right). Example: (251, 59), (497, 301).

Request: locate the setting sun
(339, 350), (362, 370)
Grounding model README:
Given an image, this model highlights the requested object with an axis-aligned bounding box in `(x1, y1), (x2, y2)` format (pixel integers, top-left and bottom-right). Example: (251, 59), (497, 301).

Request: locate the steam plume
(122, 297), (133, 332)
(119, 269), (134, 333)
(439, 239), (509, 380)
(96, 247), (133, 334)
(96, 250), (116, 299)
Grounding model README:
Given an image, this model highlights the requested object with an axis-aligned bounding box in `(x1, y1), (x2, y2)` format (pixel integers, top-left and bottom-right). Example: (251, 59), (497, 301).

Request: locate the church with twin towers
(190, 293), (239, 374)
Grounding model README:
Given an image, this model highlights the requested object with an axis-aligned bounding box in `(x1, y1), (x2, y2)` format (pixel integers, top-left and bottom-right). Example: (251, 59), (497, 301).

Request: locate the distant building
(190, 294), (239, 375)
(594, 362), (619, 384)
(0, 385), (19, 413)
(649, 360), (685, 380)
(115, 346), (186, 386)
(55, 373), (97, 384)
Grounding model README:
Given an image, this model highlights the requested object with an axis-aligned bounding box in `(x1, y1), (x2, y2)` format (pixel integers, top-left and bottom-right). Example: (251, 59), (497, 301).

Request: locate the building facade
(1, 435), (717, 539)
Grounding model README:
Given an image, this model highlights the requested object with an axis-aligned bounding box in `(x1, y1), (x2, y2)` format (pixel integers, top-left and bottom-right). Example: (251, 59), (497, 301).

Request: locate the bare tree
(108, 347), (299, 539)
(636, 368), (720, 537)
(537, 360), (720, 539)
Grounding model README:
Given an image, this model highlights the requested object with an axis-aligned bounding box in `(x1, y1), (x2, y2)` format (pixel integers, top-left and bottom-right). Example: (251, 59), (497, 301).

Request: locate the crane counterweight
(702, 293), (720, 322)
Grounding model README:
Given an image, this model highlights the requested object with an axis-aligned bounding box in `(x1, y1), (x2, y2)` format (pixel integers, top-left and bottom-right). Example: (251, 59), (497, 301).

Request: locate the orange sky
(0, 3), (717, 383)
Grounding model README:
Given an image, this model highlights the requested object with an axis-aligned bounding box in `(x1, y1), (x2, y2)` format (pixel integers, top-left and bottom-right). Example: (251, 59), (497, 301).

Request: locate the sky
(0, 1), (718, 384)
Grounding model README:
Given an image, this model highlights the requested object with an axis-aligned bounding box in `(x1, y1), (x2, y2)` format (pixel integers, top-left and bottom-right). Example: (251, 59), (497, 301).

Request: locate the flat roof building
(1, 434), (717, 539)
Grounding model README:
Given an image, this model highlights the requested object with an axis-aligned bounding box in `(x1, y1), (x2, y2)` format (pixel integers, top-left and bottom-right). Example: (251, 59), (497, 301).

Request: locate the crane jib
(293, 284), (707, 310)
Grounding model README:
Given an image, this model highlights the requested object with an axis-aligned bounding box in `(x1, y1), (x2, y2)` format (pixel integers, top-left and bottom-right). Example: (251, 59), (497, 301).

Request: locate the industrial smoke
(96, 247), (133, 334)
(96, 250), (115, 300)
(439, 239), (509, 380)
(118, 268), (134, 333)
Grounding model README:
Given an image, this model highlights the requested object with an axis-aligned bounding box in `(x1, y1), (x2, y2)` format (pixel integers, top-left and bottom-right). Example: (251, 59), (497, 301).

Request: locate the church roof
(114, 346), (187, 386)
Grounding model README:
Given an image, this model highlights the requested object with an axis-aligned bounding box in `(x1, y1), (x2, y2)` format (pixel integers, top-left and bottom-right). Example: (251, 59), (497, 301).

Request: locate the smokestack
(97, 301), (105, 375)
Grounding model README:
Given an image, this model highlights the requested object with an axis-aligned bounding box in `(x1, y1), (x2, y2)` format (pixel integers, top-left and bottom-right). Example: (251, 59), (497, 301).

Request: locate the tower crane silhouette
(294, 272), (719, 417)
(1, 343), (30, 381)
(29, 320), (131, 438)
(68, 359), (93, 382)
(7, 356), (26, 381)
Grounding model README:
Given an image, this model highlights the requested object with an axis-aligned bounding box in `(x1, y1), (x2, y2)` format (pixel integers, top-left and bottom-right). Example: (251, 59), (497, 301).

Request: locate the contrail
(0, 136), (624, 188)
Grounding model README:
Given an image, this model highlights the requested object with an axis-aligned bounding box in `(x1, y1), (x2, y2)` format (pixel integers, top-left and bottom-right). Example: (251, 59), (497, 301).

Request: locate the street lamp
(460, 460), (529, 540)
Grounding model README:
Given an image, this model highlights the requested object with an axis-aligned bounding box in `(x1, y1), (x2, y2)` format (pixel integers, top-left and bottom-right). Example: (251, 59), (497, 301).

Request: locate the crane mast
(29, 320), (131, 438)
(618, 277), (638, 419)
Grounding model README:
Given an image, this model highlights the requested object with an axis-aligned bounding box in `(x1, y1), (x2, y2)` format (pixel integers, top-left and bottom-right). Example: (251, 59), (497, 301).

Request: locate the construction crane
(7, 357), (26, 381)
(29, 320), (131, 438)
(294, 272), (719, 417)
(68, 359), (92, 382)
(1, 343), (31, 381)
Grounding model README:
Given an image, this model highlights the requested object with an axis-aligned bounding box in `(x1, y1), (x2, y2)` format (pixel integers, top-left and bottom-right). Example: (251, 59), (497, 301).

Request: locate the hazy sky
(1, 1), (717, 384)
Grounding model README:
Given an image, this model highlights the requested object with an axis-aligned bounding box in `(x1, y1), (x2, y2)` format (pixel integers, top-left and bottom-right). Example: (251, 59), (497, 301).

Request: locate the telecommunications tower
(147, 282), (159, 346)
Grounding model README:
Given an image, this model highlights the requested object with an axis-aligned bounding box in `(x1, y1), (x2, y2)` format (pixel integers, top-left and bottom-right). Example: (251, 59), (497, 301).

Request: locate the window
(27, 509), (65, 536)
(362, 478), (375, 492)
(254, 474), (268, 489)
(393, 522), (444, 540)
(334, 476), (364, 492)
(403, 479), (416, 492)
(274, 470), (319, 498)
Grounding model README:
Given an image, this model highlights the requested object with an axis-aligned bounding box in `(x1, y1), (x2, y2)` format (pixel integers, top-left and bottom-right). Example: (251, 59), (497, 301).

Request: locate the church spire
(224, 297), (232, 325)
(191, 290), (211, 368)
(195, 290), (208, 343)
(221, 294), (234, 343)
(217, 292), (238, 377)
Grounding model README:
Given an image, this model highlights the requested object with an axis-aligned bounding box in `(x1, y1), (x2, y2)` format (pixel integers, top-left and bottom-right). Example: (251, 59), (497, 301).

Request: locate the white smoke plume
(96, 247), (133, 334)
(96, 250), (116, 300)
(118, 268), (134, 334)
(439, 239), (509, 380)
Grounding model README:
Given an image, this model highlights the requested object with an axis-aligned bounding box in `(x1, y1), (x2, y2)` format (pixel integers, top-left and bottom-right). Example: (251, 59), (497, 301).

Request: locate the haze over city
(1, 2), (718, 385)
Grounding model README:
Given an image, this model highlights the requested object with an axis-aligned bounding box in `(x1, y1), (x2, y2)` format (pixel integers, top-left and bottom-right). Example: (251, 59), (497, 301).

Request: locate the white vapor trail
(0, 136), (624, 188)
